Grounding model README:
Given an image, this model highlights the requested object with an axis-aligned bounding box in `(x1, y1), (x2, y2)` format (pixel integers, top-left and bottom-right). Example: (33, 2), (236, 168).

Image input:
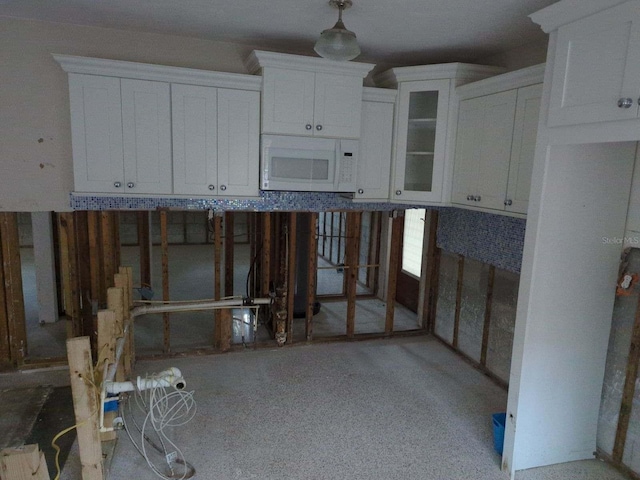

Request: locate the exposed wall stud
(224, 212), (235, 297)
(306, 213), (319, 341)
(385, 212), (403, 335)
(213, 214), (223, 349)
(346, 212), (362, 338)
(287, 213), (297, 344)
(420, 210), (439, 332)
(480, 265), (496, 366)
(97, 309), (117, 442)
(160, 211), (170, 354)
(453, 255), (465, 348)
(137, 211), (151, 288)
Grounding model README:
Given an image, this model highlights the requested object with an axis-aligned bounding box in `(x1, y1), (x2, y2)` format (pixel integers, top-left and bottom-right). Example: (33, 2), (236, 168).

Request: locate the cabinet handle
(618, 97), (634, 109)
(395, 190), (402, 196)
(114, 182), (122, 188)
(220, 185), (227, 191)
(357, 189), (364, 194)
(127, 182), (134, 189)
(316, 125), (323, 131)
(208, 184), (215, 191)
(504, 199), (513, 206)
(306, 124), (312, 130)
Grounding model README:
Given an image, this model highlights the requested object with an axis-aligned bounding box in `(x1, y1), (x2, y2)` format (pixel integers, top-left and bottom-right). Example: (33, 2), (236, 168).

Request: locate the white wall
(625, 145), (640, 245)
(0, 17), (262, 212)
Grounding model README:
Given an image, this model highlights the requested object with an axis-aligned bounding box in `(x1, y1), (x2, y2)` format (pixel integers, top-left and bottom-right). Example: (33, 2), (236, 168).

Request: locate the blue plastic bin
(492, 412), (506, 455)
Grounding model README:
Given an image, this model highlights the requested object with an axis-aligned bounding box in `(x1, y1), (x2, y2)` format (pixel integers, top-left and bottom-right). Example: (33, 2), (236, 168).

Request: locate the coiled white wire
(122, 372), (197, 480)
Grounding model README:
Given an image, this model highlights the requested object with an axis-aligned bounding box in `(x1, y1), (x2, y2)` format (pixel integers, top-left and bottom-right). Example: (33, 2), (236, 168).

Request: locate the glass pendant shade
(314, 7), (361, 61)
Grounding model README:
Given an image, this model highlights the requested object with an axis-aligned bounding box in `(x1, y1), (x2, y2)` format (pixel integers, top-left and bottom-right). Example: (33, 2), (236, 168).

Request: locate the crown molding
(456, 64), (545, 99)
(362, 87), (397, 103)
(246, 50), (375, 77)
(53, 54), (262, 91)
(374, 63), (505, 87)
(529, 0), (629, 33)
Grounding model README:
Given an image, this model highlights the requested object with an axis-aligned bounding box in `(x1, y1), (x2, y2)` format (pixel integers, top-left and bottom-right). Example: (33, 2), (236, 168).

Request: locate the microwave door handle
(335, 140), (341, 186)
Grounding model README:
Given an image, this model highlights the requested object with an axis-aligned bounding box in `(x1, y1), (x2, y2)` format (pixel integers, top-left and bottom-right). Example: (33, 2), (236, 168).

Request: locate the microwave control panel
(338, 139), (358, 191)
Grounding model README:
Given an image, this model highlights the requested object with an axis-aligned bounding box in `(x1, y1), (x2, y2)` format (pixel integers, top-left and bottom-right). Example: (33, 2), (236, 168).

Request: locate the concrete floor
(51, 336), (629, 480)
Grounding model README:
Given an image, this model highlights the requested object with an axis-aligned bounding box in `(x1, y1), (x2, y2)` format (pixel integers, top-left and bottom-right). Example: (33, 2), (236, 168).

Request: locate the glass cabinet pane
(405, 91), (438, 192)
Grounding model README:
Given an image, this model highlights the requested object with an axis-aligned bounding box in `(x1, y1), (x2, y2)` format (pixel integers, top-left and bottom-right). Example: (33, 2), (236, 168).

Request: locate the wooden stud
(97, 310), (117, 442)
(328, 212), (334, 262)
(346, 212), (362, 338)
(453, 255), (465, 349)
(224, 212), (235, 297)
(113, 212), (121, 269)
(57, 213), (73, 319)
(613, 292), (640, 463)
(159, 211), (170, 354)
(106, 287), (125, 382)
(261, 213), (272, 298)
(219, 308), (232, 352)
(66, 336), (104, 480)
(0, 213), (27, 363)
(480, 265), (496, 366)
(115, 269), (134, 375)
(213, 214), (223, 348)
(248, 213), (256, 297)
(420, 210), (440, 331)
(137, 212), (151, 288)
(52, 213), (65, 317)
(306, 213), (318, 341)
(385, 213), (403, 335)
(74, 212), (94, 343)
(286, 213), (297, 344)
(87, 212), (103, 307)
(100, 212), (116, 292)
(0, 239), (9, 364)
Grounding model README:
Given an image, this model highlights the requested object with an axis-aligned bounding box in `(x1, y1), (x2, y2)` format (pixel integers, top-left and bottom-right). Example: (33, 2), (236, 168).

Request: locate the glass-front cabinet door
(392, 79), (450, 203)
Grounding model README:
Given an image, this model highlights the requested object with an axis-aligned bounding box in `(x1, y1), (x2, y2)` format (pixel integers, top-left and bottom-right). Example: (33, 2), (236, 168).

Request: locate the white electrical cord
(121, 371), (197, 480)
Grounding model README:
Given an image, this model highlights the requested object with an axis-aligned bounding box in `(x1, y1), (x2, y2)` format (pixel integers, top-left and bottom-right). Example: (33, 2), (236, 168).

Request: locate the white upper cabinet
(173, 85), (260, 197)
(56, 54), (262, 197)
(375, 63), (505, 205)
(451, 64), (544, 216)
(121, 79), (172, 195)
(506, 84), (543, 214)
(354, 88), (396, 201)
(453, 90), (518, 210)
(172, 84), (218, 195)
(247, 50), (375, 139)
(68, 74), (124, 193)
(216, 89), (260, 197)
(393, 79), (451, 203)
(535, 0), (640, 126)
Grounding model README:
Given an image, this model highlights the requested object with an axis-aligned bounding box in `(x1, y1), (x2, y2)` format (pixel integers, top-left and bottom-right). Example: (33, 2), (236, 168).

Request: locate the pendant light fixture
(314, 0), (361, 61)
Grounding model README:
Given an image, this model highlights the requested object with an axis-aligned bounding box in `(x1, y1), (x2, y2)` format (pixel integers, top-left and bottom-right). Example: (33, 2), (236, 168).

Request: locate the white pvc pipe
(105, 368), (186, 394)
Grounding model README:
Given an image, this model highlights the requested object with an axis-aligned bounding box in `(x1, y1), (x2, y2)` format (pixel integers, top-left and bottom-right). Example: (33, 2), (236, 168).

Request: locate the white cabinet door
(261, 67), (315, 136)
(452, 90), (517, 211)
(476, 90), (517, 211)
(452, 96), (485, 207)
(217, 89), (260, 197)
(355, 100), (394, 200)
(549, 1), (640, 126)
(506, 84), (542, 214)
(313, 73), (363, 138)
(68, 74), (124, 193)
(172, 84), (218, 195)
(121, 79), (172, 194)
(393, 79), (450, 203)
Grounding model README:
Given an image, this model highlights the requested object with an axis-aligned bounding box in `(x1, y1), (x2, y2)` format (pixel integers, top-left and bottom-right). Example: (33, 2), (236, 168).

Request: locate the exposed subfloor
(54, 336), (629, 480)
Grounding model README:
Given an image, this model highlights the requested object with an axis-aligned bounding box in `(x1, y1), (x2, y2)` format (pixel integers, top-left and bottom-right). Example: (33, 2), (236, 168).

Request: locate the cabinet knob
(466, 195), (473, 201)
(504, 199), (513, 206)
(474, 195), (481, 202)
(316, 125), (323, 131)
(395, 190), (402, 196)
(618, 97), (634, 109)
(220, 185), (227, 191)
(127, 182), (134, 188)
(357, 189), (364, 194)
(208, 184), (215, 191)
(114, 182), (122, 188)
(306, 124), (312, 130)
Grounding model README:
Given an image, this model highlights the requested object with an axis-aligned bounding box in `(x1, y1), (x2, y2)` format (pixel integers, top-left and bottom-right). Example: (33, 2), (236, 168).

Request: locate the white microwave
(260, 134), (357, 192)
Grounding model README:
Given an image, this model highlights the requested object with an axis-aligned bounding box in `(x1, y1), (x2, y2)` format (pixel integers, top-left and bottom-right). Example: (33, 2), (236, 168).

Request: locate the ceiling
(0, 0), (556, 66)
